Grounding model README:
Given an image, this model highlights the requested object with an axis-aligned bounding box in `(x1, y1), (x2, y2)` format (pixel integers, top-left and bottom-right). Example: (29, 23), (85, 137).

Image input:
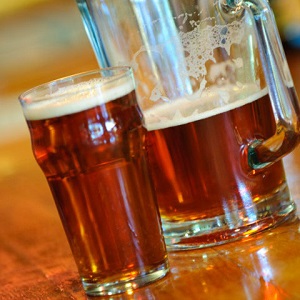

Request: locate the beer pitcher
(75, 0), (300, 250)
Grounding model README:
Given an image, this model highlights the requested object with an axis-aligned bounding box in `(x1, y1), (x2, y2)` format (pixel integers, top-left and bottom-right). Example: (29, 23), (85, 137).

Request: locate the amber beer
(144, 84), (296, 246)
(20, 70), (168, 296)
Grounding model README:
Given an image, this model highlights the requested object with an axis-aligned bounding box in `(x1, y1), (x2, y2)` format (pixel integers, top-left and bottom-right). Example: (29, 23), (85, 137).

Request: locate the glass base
(163, 183), (297, 251)
(81, 260), (169, 296)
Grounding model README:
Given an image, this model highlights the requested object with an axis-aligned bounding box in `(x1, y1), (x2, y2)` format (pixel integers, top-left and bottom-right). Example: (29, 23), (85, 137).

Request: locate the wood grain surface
(1, 136), (300, 299)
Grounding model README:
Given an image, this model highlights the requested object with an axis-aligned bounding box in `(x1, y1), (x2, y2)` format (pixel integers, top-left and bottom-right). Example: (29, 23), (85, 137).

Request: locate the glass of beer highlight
(18, 67), (169, 296)
(76, 0), (300, 250)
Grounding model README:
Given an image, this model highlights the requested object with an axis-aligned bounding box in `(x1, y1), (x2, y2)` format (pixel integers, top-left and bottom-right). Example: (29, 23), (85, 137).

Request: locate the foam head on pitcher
(144, 83), (268, 131)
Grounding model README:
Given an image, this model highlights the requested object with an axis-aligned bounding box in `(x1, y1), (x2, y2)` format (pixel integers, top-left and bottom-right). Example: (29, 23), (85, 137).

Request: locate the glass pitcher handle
(221, 0), (300, 171)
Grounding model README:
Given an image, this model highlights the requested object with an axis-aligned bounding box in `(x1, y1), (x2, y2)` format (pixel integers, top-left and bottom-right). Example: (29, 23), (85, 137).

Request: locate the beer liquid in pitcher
(73, 0), (298, 248)
(144, 84), (293, 225)
(24, 80), (167, 283)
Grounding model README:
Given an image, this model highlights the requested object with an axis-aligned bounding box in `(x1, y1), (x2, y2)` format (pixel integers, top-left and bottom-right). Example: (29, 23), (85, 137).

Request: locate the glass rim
(18, 66), (133, 104)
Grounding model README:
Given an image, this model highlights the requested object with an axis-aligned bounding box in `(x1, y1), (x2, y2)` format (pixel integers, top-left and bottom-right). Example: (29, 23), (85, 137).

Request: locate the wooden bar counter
(1, 8), (300, 296)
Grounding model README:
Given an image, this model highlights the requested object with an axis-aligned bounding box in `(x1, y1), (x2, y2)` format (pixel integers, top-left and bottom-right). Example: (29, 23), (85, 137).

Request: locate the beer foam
(144, 85), (268, 131)
(22, 76), (135, 120)
(130, 14), (246, 104)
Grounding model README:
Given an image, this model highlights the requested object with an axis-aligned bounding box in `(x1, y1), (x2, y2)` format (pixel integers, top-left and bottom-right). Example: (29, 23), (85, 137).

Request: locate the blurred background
(0, 0), (98, 145)
(0, 0), (299, 145)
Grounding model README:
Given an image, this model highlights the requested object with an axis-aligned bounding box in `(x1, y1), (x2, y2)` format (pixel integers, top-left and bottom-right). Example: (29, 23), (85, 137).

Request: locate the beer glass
(18, 67), (169, 296)
(76, 0), (300, 250)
